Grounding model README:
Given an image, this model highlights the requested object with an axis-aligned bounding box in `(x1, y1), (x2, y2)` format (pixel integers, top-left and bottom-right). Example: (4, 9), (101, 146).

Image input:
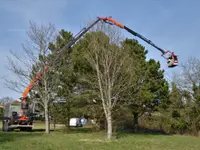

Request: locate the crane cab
(162, 51), (178, 68)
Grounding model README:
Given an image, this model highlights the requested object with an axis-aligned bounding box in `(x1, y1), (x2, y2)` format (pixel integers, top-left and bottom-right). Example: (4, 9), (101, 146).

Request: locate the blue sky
(0, 0), (200, 99)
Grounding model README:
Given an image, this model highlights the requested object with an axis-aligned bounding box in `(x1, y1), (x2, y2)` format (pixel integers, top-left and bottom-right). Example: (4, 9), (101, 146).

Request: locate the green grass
(0, 122), (200, 150)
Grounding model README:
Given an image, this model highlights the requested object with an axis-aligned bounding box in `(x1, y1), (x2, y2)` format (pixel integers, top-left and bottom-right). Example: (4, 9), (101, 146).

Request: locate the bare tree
(172, 56), (200, 106)
(83, 22), (136, 140)
(0, 97), (14, 104)
(2, 21), (57, 133)
(173, 56), (200, 93)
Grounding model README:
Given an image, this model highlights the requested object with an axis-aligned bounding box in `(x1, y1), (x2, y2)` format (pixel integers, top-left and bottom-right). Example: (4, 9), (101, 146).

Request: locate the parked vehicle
(69, 118), (82, 127)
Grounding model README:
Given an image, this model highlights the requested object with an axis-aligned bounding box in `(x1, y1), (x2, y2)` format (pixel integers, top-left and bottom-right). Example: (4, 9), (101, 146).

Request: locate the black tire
(20, 128), (25, 131)
(27, 127), (32, 132)
(19, 127), (31, 132)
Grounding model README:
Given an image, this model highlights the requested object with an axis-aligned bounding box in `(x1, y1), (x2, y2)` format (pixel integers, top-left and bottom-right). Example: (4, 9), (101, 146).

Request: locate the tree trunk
(54, 118), (56, 132)
(106, 110), (112, 140)
(133, 112), (139, 132)
(99, 119), (106, 130)
(65, 104), (71, 132)
(45, 104), (50, 133)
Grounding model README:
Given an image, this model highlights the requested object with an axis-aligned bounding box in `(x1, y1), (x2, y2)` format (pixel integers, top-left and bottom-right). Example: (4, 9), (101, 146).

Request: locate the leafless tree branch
(2, 20), (57, 133)
(82, 22), (136, 140)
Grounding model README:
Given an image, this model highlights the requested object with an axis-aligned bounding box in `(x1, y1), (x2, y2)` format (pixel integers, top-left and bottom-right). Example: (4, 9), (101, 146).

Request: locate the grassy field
(0, 122), (200, 150)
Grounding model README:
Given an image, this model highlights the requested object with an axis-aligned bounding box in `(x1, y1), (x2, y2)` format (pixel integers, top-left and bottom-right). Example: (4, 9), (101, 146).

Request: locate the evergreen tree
(120, 38), (169, 131)
(48, 29), (76, 129)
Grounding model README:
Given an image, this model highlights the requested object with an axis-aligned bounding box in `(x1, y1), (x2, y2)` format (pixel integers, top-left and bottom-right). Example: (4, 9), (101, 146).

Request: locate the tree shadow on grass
(61, 126), (97, 134)
(0, 131), (43, 144)
(135, 127), (169, 135)
(115, 127), (170, 139)
(29, 129), (56, 132)
(58, 125), (169, 136)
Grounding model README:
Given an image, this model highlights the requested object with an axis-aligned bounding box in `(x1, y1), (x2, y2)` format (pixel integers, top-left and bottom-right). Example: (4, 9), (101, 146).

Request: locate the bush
(0, 108), (3, 117)
(170, 119), (187, 134)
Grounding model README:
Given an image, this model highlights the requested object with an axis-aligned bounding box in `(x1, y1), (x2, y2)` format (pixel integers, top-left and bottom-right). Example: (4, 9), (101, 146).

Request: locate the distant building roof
(11, 100), (21, 104)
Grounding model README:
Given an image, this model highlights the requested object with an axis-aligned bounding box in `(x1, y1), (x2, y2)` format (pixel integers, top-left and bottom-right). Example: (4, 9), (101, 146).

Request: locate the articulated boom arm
(19, 16), (178, 118)
(21, 66), (49, 98)
(99, 16), (178, 67)
(99, 17), (171, 55)
(21, 18), (102, 99)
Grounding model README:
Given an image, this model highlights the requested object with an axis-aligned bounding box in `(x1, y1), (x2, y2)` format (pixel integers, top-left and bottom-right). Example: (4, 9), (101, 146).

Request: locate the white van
(69, 118), (82, 127)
